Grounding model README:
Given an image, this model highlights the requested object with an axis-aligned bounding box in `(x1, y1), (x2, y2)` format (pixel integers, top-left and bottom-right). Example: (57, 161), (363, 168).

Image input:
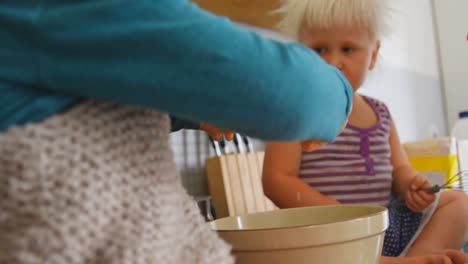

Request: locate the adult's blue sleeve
(34, 0), (352, 142)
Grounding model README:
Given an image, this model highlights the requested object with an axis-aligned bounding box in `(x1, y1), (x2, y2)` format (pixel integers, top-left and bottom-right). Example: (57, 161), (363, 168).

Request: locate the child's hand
(200, 123), (234, 141)
(301, 141), (326, 152)
(404, 174), (436, 212)
(301, 117), (349, 152)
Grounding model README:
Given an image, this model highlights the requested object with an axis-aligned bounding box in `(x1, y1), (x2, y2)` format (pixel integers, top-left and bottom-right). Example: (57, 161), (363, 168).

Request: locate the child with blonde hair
(263, 1), (468, 263)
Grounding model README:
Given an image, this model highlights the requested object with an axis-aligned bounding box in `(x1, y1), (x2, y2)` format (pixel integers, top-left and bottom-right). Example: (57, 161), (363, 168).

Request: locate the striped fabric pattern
(300, 96), (393, 206)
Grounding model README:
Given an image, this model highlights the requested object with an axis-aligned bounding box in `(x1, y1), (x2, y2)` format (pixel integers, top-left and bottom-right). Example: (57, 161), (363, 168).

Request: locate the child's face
(299, 26), (380, 92)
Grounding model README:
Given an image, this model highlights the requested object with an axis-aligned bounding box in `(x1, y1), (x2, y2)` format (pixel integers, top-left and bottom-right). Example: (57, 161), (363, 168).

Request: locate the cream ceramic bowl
(209, 205), (388, 264)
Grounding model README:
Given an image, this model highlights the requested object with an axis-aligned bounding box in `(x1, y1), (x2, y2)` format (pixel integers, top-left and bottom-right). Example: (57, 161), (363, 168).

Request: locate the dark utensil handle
(242, 135), (254, 153)
(209, 136), (222, 157)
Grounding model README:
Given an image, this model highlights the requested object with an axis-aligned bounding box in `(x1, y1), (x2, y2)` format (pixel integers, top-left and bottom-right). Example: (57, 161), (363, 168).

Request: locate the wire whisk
(418, 170), (467, 193)
(390, 171), (467, 207)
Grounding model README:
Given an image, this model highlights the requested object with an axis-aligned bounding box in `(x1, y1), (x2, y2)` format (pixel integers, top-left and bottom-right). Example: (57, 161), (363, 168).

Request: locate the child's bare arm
(389, 121), (435, 211)
(262, 142), (339, 208)
(389, 120), (419, 196)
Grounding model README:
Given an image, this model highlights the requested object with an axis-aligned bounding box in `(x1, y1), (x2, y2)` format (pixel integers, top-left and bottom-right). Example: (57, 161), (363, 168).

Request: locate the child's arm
(389, 120), (419, 196)
(262, 142), (340, 208)
(389, 121), (436, 212)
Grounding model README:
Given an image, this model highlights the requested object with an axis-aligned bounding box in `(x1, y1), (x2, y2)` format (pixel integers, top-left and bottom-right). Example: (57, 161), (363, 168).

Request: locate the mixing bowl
(209, 205), (388, 264)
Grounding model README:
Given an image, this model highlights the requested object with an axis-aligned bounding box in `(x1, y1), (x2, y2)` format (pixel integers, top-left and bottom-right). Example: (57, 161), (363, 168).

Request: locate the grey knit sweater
(0, 101), (233, 264)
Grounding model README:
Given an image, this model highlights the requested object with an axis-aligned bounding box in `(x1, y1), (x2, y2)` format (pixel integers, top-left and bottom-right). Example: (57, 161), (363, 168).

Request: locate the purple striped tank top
(300, 96), (393, 206)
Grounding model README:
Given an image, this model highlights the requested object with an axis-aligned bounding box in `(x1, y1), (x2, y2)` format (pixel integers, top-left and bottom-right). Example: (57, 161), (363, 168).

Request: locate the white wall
(433, 0), (468, 130)
(378, 0), (441, 78)
(359, 0), (447, 141)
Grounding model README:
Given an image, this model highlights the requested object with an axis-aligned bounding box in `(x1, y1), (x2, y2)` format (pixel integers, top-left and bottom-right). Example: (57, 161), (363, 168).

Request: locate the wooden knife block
(205, 151), (277, 218)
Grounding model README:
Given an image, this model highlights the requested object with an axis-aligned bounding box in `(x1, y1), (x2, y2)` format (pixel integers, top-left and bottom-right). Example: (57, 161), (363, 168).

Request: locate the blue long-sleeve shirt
(0, 0), (352, 142)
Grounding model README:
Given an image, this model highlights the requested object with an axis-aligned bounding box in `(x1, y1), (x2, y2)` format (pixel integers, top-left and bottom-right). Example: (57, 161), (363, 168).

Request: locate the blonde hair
(276, 0), (390, 40)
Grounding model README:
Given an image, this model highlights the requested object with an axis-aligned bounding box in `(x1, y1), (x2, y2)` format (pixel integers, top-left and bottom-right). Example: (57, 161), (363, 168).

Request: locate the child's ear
(369, 40), (381, 70)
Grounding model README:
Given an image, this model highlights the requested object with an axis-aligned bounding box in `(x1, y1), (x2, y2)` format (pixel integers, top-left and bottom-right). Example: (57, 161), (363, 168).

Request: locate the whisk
(391, 171), (467, 206)
(417, 170), (467, 194)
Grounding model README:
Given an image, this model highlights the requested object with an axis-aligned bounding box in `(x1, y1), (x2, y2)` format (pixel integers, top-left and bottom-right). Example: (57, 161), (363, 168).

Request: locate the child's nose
(326, 53), (344, 71)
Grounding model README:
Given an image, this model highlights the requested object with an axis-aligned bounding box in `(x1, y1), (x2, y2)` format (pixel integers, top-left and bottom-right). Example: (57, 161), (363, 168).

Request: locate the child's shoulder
(361, 95), (386, 106)
(362, 95), (391, 114)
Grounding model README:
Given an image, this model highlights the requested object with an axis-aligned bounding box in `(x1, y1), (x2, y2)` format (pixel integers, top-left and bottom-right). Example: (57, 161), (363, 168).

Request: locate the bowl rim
(209, 205), (388, 232)
(209, 205), (389, 250)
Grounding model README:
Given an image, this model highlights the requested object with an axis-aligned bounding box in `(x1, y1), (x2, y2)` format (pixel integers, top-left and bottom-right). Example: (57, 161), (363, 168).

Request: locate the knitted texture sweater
(0, 101), (233, 264)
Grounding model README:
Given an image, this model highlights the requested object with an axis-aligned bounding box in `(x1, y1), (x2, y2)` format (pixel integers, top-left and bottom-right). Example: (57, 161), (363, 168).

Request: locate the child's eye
(313, 47), (327, 54)
(342, 47), (354, 54)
